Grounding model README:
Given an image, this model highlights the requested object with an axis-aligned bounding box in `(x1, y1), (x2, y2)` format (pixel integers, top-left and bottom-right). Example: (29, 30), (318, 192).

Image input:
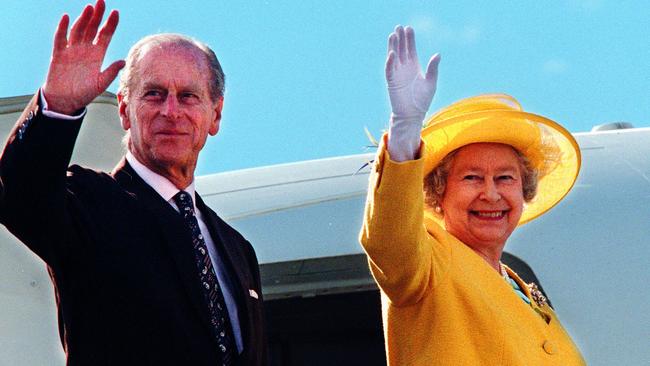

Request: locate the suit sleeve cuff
(40, 88), (87, 120)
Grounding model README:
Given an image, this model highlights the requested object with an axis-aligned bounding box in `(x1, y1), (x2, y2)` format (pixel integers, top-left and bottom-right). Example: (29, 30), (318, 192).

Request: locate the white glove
(386, 25), (440, 162)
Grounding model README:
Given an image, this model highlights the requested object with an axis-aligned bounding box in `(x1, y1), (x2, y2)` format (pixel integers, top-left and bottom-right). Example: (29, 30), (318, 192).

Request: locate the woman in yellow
(360, 25), (586, 365)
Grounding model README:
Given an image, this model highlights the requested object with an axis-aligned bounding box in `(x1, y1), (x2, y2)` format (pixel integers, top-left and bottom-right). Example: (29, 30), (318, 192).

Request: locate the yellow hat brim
(421, 95), (581, 225)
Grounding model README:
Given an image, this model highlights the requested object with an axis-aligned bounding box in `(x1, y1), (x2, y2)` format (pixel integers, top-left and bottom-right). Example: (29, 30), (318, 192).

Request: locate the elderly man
(0, 1), (267, 365)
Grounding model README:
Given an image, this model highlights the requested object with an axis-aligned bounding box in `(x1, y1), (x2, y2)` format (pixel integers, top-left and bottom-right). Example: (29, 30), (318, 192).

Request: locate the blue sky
(1, 1), (648, 175)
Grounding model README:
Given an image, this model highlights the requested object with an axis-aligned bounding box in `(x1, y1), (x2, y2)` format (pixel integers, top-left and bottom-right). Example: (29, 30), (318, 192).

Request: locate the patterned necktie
(173, 191), (235, 365)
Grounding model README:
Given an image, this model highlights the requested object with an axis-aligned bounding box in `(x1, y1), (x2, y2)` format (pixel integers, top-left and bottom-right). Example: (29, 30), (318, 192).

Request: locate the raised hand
(385, 25), (440, 162)
(42, 0), (125, 115)
(386, 25), (440, 120)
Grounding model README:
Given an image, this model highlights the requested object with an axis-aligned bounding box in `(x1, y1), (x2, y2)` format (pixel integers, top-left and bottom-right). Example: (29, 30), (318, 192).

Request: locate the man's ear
(209, 96), (224, 136)
(117, 93), (131, 131)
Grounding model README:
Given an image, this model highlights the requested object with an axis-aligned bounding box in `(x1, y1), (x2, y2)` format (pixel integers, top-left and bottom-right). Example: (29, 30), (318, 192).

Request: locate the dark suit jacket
(0, 93), (268, 365)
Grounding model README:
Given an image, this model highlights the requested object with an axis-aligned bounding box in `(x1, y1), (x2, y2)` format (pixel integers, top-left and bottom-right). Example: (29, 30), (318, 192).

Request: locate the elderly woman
(360, 26), (586, 365)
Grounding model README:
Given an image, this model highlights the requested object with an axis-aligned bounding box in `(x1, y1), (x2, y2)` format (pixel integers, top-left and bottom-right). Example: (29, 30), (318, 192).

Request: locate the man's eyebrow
(139, 82), (204, 93)
(140, 81), (165, 90)
(180, 84), (204, 93)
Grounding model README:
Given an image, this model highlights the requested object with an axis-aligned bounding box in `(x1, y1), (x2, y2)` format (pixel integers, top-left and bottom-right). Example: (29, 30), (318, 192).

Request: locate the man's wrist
(40, 88), (86, 120)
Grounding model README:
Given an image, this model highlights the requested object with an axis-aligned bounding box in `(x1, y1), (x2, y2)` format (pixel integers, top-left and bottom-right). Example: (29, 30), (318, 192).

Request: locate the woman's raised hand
(385, 25), (440, 162)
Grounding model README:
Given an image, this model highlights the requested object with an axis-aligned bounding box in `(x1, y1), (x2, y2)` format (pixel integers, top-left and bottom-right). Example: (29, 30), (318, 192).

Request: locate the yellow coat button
(543, 340), (556, 355)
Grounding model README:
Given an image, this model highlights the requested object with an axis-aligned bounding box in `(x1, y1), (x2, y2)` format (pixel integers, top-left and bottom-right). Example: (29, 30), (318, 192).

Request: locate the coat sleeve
(359, 134), (451, 306)
(0, 91), (85, 265)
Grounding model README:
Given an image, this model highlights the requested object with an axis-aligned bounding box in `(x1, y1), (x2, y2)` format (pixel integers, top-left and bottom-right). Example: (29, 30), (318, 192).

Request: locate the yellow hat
(421, 94), (581, 225)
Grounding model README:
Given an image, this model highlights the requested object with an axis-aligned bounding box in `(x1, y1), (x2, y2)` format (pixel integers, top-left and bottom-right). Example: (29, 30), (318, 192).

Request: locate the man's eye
(181, 93), (199, 101)
(143, 90), (162, 98)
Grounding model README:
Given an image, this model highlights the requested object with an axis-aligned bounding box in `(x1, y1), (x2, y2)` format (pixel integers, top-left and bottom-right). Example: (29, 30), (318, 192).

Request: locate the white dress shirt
(125, 152), (243, 353)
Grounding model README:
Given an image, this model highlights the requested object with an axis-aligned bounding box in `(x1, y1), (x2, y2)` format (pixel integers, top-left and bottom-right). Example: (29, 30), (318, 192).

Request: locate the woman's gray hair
(118, 33), (225, 102)
(424, 146), (539, 214)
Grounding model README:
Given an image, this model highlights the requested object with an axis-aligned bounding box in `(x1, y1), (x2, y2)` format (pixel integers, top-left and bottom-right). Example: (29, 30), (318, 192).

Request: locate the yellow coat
(359, 140), (585, 366)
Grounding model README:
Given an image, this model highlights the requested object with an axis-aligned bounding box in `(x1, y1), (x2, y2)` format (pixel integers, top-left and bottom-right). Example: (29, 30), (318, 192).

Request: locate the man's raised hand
(42, 0), (125, 115)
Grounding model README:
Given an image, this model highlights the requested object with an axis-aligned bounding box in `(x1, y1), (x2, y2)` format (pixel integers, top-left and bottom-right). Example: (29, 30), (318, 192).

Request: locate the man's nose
(161, 95), (181, 118)
(480, 179), (501, 202)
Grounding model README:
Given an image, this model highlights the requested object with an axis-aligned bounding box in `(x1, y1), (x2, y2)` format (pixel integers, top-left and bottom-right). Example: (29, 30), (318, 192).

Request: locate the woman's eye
(498, 175), (514, 181)
(463, 175), (480, 181)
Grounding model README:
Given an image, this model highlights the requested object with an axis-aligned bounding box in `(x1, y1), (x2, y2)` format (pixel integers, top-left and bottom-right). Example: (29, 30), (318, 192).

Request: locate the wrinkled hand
(386, 25), (440, 162)
(42, 0), (125, 115)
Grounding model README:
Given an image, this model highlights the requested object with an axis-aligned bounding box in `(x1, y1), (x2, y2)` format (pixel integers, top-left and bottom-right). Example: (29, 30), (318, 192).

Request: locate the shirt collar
(125, 151), (196, 207)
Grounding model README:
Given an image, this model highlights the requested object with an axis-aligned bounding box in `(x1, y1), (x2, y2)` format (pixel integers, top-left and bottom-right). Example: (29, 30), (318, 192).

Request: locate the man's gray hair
(118, 33), (225, 102)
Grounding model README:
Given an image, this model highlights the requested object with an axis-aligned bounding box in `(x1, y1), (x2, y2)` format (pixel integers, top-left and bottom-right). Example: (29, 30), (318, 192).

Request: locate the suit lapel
(111, 159), (215, 336)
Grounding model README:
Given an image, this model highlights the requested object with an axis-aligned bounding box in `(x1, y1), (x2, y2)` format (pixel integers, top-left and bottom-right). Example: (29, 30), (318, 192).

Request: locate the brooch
(527, 282), (548, 307)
